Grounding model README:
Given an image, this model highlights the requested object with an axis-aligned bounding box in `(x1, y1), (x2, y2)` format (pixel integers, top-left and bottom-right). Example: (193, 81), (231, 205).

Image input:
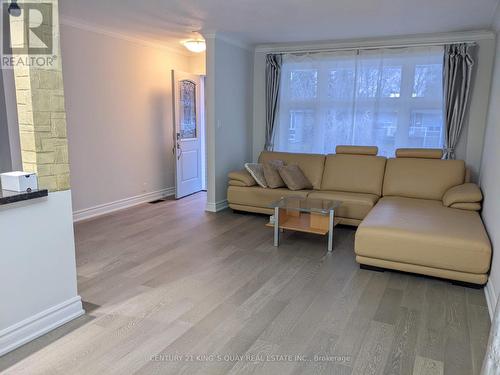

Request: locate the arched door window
(179, 80), (197, 139)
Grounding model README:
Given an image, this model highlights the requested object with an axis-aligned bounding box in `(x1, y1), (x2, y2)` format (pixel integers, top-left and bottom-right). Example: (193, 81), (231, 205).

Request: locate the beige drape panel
(443, 44), (474, 159)
(265, 54), (282, 151)
(481, 298), (500, 374)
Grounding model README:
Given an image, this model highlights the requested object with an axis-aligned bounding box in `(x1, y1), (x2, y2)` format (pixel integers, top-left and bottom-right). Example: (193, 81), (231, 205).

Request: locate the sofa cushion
(355, 196), (491, 274)
(336, 145), (378, 156)
(259, 151), (325, 190)
(383, 158), (465, 200)
(228, 169), (256, 187)
(227, 186), (311, 208)
(442, 183), (482, 207)
(228, 180), (248, 187)
(450, 202), (482, 211)
(321, 154), (387, 196)
(263, 160), (286, 188)
(308, 191), (379, 220)
(244, 163), (267, 188)
(396, 148), (443, 159)
(278, 165), (313, 191)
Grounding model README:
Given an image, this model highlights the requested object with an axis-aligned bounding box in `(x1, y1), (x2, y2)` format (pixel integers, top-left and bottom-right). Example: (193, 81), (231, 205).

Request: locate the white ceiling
(59, 0), (500, 49)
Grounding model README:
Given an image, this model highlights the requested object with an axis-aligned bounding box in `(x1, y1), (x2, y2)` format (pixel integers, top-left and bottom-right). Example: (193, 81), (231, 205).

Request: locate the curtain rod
(269, 41), (477, 55)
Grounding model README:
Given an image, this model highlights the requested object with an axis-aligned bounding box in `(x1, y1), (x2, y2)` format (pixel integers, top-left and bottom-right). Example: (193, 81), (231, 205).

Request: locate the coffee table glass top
(270, 196), (341, 215)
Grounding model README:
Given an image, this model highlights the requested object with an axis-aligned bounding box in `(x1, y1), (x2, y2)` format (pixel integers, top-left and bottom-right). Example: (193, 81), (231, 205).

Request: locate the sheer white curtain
(274, 46), (444, 156)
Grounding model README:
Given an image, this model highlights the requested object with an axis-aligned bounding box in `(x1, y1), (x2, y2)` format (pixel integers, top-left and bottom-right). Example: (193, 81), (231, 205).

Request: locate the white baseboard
(73, 187), (176, 222)
(205, 199), (228, 212)
(485, 281), (497, 321)
(0, 296), (84, 356)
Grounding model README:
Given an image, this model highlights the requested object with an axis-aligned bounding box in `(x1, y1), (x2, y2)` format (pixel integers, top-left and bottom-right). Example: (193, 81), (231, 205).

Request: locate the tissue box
(0, 171), (38, 192)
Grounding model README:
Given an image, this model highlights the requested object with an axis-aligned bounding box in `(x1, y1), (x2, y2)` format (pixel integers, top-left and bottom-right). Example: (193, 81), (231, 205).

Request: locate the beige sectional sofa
(228, 146), (385, 226)
(227, 146), (492, 286)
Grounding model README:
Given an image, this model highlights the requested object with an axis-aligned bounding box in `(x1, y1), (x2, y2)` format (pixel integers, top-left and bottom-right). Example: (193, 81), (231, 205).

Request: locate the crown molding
(202, 31), (253, 51)
(59, 16), (193, 57)
(254, 30), (496, 53)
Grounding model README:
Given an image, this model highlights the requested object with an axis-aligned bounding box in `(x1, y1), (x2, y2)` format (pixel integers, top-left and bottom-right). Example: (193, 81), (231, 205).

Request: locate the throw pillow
(278, 164), (313, 191)
(244, 163), (267, 188)
(263, 160), (286, 188)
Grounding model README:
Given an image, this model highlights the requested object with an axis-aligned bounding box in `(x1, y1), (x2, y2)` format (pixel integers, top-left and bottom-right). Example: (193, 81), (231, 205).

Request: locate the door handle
(177, 143), (182, 160)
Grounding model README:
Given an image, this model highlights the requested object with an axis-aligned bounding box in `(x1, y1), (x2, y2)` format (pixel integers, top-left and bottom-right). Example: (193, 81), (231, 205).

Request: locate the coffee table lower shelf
(266, 210), (340, 251)
(265, 215), (340, 235)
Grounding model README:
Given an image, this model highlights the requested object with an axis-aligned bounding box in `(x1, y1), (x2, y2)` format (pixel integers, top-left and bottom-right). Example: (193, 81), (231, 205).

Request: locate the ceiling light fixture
(182, 40), (206, 53)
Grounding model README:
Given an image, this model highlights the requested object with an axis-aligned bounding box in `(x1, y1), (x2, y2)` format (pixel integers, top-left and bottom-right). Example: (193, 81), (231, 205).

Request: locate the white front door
(172, 71), (202, 199)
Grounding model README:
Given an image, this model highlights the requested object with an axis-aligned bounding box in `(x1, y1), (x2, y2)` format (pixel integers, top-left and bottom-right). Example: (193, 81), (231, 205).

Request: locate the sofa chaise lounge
(227, 146), (491, 286)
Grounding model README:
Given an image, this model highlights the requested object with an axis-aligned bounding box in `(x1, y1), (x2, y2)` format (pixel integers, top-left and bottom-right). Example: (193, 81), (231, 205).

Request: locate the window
(179, 80), (197, 139)
(274, 47), (444, 156)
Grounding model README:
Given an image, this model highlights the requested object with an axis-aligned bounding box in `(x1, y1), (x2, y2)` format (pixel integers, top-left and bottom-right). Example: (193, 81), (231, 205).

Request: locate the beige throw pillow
(244, 163), (267, 188)
(278, 164), (313, 191)
(263, 160), (285, 188)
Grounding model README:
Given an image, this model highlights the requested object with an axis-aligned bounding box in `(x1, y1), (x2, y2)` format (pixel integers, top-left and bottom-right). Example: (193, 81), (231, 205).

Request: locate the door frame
(199, 75), (207, 191)
(171, 70), (206, 199)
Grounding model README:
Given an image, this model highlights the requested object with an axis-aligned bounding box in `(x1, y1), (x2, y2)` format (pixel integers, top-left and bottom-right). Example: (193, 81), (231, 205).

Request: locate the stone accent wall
(11, 0), (70, 192)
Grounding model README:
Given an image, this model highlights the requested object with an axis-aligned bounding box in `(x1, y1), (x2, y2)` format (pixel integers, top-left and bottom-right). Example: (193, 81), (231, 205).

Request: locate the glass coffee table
(267, 196), (342, 252)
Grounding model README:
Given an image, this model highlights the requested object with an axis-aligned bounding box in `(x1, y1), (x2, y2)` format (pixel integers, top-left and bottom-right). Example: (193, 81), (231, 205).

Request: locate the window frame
(275, 49), (444, 156)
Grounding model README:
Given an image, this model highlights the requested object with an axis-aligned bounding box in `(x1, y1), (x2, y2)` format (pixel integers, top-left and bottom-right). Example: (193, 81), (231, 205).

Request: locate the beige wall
(60, 24), (204, 214)
(205, 36), (253, 210)
(189, 53), (206, 75)
(481, 16), (500, 315)
(252, 32), (496, 181)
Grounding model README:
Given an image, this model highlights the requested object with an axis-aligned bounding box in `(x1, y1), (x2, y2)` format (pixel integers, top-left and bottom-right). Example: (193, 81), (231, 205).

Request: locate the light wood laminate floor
(0, 192), (491, 375)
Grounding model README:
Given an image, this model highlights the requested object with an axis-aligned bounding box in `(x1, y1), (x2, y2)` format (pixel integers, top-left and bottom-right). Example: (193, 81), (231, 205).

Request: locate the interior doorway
(172, 70), (207, 199)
